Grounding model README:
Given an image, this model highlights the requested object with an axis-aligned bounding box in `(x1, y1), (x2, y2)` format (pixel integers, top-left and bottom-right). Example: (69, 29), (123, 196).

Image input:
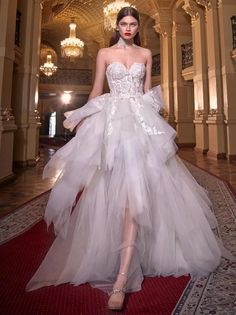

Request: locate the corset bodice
(106, 62), (145, 98)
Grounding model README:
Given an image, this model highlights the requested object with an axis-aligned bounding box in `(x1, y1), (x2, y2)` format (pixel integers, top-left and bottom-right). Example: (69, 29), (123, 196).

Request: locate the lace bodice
(106, 62), (145, 98)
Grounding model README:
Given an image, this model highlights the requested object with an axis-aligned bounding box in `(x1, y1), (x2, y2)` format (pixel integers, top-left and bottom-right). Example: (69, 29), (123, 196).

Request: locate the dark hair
(109, 7), (141, 47)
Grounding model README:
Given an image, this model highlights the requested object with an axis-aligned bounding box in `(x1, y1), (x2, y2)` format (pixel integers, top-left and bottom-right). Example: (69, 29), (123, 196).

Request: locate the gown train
(26, 62), (222, 293)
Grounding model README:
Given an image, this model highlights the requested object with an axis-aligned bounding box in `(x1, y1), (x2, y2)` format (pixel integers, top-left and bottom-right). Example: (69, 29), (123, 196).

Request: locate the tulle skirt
(26, 89), (221, 293)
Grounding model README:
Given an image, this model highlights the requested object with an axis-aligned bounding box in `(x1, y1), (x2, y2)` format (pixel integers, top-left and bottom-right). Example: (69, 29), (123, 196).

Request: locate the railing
(15, 10), (21, 47)
(181, 41), (193, 70)
(231, 16), (236, 50)
(40, 68), (92, 85)
(152, 53), (161, 76)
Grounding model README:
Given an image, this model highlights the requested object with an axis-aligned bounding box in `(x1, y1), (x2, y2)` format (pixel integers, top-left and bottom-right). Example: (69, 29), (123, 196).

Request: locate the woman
(27, 7), (222, 311)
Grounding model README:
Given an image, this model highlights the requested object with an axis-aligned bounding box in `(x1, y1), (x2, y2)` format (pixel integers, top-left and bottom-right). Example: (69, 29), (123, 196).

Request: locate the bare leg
(119, 209), (138, 275)
(108, 209), (138, 310)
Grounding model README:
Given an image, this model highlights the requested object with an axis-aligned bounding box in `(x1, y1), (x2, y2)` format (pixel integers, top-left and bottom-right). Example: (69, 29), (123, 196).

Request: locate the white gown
(26, 62), (221, 293)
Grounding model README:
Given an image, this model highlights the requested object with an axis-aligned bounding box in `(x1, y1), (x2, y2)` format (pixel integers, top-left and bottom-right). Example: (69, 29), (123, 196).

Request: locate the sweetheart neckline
(106, 61), (145, 72)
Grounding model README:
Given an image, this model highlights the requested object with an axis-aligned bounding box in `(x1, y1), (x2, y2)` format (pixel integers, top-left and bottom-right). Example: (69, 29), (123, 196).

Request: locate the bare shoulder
(97, 47), (110, 57)
(96, 48), (112, 66)
(138, 47), (152, 58)
(136, 47), (152, 65)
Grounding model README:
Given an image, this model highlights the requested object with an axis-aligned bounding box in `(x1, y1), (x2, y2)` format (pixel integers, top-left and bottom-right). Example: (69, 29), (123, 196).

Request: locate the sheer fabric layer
(26, 63), (221, 293)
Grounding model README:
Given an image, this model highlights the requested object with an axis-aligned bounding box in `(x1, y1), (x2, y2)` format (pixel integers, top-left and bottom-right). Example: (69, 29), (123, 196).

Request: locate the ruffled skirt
(26, 88), (221, 292)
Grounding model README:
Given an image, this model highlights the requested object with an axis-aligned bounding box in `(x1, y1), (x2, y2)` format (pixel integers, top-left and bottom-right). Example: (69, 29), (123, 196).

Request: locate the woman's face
(117, 15), (139, 40)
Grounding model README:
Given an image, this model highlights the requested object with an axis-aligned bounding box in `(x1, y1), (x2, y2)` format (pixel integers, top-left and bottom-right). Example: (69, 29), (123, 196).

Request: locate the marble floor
(178, 148), (236, 192)
(0, 148), (56, 218)
(0, 146), (236, 219)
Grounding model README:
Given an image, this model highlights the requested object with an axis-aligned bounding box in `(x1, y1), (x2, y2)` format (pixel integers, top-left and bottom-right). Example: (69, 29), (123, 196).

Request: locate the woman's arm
(72, 49), (107, 132)
(88, 48), (107, 100)
(143, 49), (152, 93)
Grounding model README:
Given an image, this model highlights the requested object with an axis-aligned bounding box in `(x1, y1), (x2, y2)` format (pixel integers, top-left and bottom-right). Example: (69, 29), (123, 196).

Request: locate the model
(27, 7), (221, 311)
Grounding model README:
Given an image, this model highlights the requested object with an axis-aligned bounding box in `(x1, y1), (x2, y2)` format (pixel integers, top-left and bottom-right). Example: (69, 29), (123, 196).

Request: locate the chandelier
(61, 21), (84, 58)
(40, 54), (57, 76)
(103, 0), (135, 31)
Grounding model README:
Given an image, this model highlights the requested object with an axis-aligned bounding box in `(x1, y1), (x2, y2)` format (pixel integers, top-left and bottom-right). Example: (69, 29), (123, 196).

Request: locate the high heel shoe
(107, 272), (127, 311)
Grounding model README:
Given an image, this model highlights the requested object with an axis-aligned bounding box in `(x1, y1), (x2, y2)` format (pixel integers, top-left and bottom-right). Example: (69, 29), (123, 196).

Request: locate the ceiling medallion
(103, 0), (135, 31)
(61, 20), (84, 59)
(40, 54), (57, 77)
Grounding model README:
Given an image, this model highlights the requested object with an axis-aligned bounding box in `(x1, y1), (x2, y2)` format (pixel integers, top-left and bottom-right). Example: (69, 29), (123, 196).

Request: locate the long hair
(109, 7), (141, 47)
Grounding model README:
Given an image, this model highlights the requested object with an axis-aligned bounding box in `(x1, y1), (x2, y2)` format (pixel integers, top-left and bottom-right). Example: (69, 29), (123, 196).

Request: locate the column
(172, 20), (195, 145)
(86, 40), (100, 83)
(0, 0), (17, 182)
(153, 11), (175, 128)
(183, 0), (209, 153)
(197, 0), (226, 159)
(13, 0), (42, 166)
(218, 0), (236, 161)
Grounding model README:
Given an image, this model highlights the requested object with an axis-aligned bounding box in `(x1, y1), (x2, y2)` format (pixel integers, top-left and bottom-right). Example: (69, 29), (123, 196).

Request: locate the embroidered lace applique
(130, 100), (164, 136)
(105, 62), (164, 136)
(106, 62), (145, 99)
(106, 104), (117, 136)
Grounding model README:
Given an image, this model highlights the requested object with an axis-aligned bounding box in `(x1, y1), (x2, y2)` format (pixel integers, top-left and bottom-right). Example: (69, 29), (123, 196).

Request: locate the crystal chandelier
(103, 0), (135, 31)
(40, 54), (57, 77)
(61, 21), (84, 58)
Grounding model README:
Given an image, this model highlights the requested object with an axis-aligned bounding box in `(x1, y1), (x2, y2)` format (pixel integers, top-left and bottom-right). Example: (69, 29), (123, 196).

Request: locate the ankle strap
(111, 287), (126, 295)
(118, 272), (128, 278)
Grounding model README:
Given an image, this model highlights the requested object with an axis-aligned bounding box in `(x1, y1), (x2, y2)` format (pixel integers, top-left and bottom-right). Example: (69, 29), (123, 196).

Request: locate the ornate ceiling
(41, 0), (176, 61)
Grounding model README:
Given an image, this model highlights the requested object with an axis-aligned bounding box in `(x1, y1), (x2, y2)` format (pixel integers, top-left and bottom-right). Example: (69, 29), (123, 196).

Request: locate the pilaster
(172, 19), (195, 145)
(0, 0), (18, 182)
(183, 0), (209, 153)
(153, 11), (175, 128)
(218, 0), (236, 160)
(197, 0), (227, 159)
(13, 0), (42, 166)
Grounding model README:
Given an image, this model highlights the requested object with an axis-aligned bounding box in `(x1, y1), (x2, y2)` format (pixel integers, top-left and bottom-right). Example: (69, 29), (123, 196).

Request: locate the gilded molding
(195, 110), (203, 118)
(232, 49), (236, 71)
(195, 0), (212, 10)
(172, 21), (192, 36)
(152, 12), (169, 37)
(28, 109), (41, 124)
(153, 23), (168, 37)
(1, 108), (14, 121)
(34, 109), (41, 121)
(183, 0), (200, 21)
(232, 49), (236, 60)
(209, 108), (218, 116)
(172, 21), (177, 38)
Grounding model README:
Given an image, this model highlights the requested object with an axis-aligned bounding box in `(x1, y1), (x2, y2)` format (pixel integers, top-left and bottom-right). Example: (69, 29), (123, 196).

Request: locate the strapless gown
(26, 62), (221, 293)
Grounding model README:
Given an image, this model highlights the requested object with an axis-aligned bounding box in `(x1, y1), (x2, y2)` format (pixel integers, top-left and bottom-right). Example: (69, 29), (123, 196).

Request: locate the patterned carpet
(0, 161), (235, 314)
(174, 162), (236, 315)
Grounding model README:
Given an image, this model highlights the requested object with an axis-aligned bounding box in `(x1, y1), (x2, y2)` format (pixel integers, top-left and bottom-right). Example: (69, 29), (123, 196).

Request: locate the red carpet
(0, 220), (190, 315)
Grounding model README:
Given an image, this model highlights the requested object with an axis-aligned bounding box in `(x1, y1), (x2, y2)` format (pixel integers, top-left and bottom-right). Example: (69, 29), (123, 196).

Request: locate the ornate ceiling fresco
(40, 0), (176, 61)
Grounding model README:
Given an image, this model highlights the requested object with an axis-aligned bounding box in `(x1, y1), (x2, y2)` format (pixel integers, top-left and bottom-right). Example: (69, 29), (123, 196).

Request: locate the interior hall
(0, 1), (236, 315)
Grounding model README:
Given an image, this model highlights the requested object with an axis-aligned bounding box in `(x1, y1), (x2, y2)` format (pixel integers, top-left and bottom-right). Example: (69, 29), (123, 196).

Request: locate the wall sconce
(61, 91), (72, 104)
